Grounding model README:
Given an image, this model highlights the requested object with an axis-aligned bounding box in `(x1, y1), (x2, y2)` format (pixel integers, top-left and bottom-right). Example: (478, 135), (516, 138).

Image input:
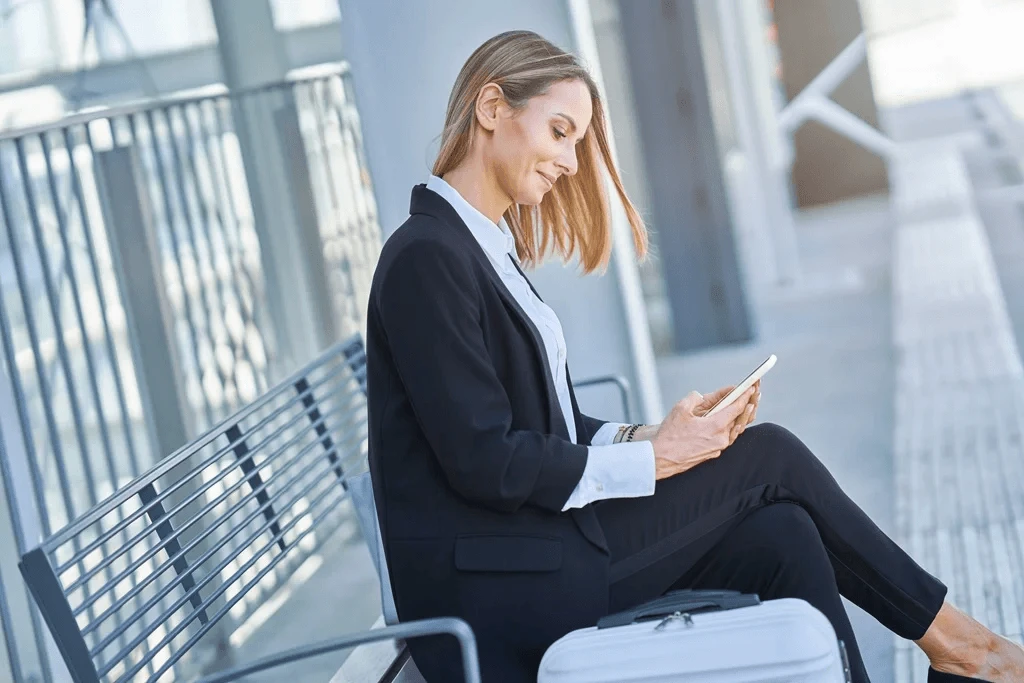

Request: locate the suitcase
(538, 590), (852, 683)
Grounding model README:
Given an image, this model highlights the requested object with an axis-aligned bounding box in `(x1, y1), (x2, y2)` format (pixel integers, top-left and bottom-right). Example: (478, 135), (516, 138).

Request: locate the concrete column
(713, 0), (802, 287)
(337, 0), (664, 422)
(210, 0), (338, 372)
(617, 0), (754, 353)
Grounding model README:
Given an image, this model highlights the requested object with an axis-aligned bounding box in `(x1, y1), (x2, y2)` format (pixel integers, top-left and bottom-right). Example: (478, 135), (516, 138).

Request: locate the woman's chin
(515, 189), (548, 206)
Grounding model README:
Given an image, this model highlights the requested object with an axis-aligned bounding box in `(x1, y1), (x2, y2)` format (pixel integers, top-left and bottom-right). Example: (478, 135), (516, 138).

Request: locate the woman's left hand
(695, 381), (761, 443)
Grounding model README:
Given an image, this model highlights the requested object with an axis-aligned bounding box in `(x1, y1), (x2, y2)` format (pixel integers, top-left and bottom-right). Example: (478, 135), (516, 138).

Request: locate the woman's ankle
(916, 603), (990, 672)
(917, 602), (1024, 681)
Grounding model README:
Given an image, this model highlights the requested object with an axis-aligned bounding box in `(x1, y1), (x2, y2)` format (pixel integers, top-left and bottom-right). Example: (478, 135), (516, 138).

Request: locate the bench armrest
(574, 374), (633, 423)
(195, 617), (481, 683)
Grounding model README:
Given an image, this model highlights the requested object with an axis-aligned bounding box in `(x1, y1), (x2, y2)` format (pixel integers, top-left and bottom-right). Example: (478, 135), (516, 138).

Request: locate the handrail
(0, 61), (352, 143)
(196, 617), (481, 683)
(573, 374), (633, 423)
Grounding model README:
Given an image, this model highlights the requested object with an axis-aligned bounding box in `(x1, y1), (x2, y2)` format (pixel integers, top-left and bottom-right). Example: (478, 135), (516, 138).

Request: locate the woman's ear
(475, 83), (506, 133)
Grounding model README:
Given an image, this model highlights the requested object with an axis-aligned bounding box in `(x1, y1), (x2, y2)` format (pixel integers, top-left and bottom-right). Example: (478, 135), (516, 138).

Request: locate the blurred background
(0, 0), (1022, 681)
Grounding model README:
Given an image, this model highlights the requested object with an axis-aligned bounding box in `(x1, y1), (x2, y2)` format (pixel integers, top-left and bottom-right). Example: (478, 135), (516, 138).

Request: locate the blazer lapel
(410, 186), (569, 441)
(478, 258), (572, 442)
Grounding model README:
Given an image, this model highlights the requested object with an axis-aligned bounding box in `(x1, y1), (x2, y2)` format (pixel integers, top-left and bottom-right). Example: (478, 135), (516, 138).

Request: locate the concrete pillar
(337, 0), (664, 423)
(773, 0), (889, 207)
(617, 0), (754, 353)
(210, 0), (338, 372)
(713, 0), (803, 287)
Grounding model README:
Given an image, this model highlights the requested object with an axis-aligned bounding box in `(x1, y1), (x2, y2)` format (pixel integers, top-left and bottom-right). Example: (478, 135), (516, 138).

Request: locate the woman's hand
(651, 384), (758, 481)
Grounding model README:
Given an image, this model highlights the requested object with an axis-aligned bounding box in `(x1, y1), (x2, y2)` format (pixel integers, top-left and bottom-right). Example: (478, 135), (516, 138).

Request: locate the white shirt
(425, 176), (656, 510)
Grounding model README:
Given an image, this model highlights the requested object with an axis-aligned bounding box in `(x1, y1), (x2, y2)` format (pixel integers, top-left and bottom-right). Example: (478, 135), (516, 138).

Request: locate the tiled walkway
(890, 133), (1024, 682)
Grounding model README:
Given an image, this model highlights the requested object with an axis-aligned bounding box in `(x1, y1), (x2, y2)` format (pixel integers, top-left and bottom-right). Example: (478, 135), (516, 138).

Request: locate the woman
(365, 30), (1024, 683)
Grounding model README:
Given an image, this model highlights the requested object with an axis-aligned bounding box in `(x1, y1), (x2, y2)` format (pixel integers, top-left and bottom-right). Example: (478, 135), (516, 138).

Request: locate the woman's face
(490, 78), (593, 206)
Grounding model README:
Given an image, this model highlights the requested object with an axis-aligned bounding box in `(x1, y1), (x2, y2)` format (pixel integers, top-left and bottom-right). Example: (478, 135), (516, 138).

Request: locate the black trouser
(594, 422), (948, 683)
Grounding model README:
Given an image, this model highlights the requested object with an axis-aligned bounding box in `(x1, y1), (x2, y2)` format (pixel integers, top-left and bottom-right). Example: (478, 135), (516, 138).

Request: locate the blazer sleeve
(376, 239), (588, 514)
(579, 414), (608, 446)
(566, 371), (609, 446)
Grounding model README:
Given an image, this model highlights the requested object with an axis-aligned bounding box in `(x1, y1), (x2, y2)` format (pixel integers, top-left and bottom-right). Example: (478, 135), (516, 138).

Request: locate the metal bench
(18, 334), (480, 683)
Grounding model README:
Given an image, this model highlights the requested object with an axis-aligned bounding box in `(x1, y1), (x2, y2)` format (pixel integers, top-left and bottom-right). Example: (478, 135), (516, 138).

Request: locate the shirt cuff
(561, 441), (656, 511)
(590, 422), (629, 446)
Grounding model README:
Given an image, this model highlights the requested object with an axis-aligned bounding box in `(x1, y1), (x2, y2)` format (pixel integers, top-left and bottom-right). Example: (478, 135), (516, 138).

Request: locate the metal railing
(0, 62), (381, 683)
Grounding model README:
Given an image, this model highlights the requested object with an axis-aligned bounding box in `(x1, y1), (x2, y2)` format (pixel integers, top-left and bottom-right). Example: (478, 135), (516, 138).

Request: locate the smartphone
(703, 354), (777, 417)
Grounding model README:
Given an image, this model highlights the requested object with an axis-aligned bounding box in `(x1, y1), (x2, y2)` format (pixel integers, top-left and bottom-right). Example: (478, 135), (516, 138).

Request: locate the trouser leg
(668, 502), (871, 682)
(595, 422), (947, 640)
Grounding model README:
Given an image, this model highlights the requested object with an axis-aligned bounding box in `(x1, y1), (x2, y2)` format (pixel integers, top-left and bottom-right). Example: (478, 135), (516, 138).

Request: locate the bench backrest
(20, 336), (369, 683)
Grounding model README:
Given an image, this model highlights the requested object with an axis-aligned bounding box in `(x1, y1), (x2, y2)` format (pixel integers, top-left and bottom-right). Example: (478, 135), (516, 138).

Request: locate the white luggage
(538, 590), (852, 683)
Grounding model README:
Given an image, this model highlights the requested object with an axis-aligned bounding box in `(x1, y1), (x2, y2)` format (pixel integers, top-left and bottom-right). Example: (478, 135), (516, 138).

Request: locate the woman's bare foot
(917, 602), (1024, 681)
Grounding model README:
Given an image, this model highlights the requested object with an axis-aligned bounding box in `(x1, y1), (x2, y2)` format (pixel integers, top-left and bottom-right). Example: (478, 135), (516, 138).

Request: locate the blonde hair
(432, 30), (647, 274)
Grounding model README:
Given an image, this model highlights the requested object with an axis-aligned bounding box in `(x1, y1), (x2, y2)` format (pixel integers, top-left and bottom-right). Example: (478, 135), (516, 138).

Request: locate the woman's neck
(441, 160), (511, 224)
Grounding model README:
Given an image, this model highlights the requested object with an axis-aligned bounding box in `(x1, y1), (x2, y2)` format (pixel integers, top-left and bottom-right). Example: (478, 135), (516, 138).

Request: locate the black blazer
(366, 185), (613, 683)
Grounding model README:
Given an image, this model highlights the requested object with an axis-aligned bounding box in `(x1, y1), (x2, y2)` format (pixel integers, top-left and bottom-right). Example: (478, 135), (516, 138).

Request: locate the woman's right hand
(650, 386), (756, 481)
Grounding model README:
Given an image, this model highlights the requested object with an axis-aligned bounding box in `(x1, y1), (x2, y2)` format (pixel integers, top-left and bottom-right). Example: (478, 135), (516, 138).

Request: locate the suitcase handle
(597, 589), (761, 629)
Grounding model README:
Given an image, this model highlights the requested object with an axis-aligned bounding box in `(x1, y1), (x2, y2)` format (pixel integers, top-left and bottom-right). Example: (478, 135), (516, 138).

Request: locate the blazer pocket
(454, 534), (563, 573)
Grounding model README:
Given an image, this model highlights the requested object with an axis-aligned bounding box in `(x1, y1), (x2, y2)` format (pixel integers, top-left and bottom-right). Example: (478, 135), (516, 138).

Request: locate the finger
(697, 386), (734, 413)
(736, 405), (752, 429)
(747, 391), (761, 425)
(678, 391), (704, 413)
(707, 385), (736, 403)
(715, 386), (756, 425)
(734, 406), (753, 435)
(729, 419), (743, 444)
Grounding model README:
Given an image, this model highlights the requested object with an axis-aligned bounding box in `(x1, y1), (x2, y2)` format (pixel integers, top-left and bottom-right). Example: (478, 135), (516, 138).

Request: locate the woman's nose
(557, 149), (578, 177)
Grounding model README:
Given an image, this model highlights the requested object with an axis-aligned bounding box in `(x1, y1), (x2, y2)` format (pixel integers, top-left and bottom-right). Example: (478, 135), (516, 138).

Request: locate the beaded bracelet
(624, 423), (642, 442)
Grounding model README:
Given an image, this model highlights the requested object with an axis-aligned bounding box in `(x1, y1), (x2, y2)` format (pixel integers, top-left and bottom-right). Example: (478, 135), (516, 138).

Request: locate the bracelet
(624, 423), (642, 442)
(613, 424), (629, 444)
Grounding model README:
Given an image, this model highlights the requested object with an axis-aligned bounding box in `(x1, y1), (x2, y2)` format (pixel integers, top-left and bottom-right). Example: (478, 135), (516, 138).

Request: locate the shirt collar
(426, 175), (518, 270)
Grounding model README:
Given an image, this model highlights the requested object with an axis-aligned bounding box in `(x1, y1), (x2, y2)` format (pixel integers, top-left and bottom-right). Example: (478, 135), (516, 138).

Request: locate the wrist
(614, 423), (652, 443)
(634, 425), (659, 442)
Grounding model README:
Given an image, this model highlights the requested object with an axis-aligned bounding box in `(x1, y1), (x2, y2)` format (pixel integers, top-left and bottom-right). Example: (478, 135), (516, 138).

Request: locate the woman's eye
(553, 128), (566, 140)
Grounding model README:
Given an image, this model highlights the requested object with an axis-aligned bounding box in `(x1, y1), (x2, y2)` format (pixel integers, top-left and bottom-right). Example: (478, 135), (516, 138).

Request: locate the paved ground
(889, 137), (1024, 683)
(230, 512), (383, 681)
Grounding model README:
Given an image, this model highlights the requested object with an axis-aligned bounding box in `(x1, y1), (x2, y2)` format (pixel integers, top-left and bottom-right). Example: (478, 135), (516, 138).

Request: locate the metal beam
(0, 22), (344, 121)
(777, 32), (895, 160)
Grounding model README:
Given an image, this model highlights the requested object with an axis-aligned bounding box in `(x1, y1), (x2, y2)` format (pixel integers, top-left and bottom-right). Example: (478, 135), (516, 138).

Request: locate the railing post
(0, 376), (66, 682)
